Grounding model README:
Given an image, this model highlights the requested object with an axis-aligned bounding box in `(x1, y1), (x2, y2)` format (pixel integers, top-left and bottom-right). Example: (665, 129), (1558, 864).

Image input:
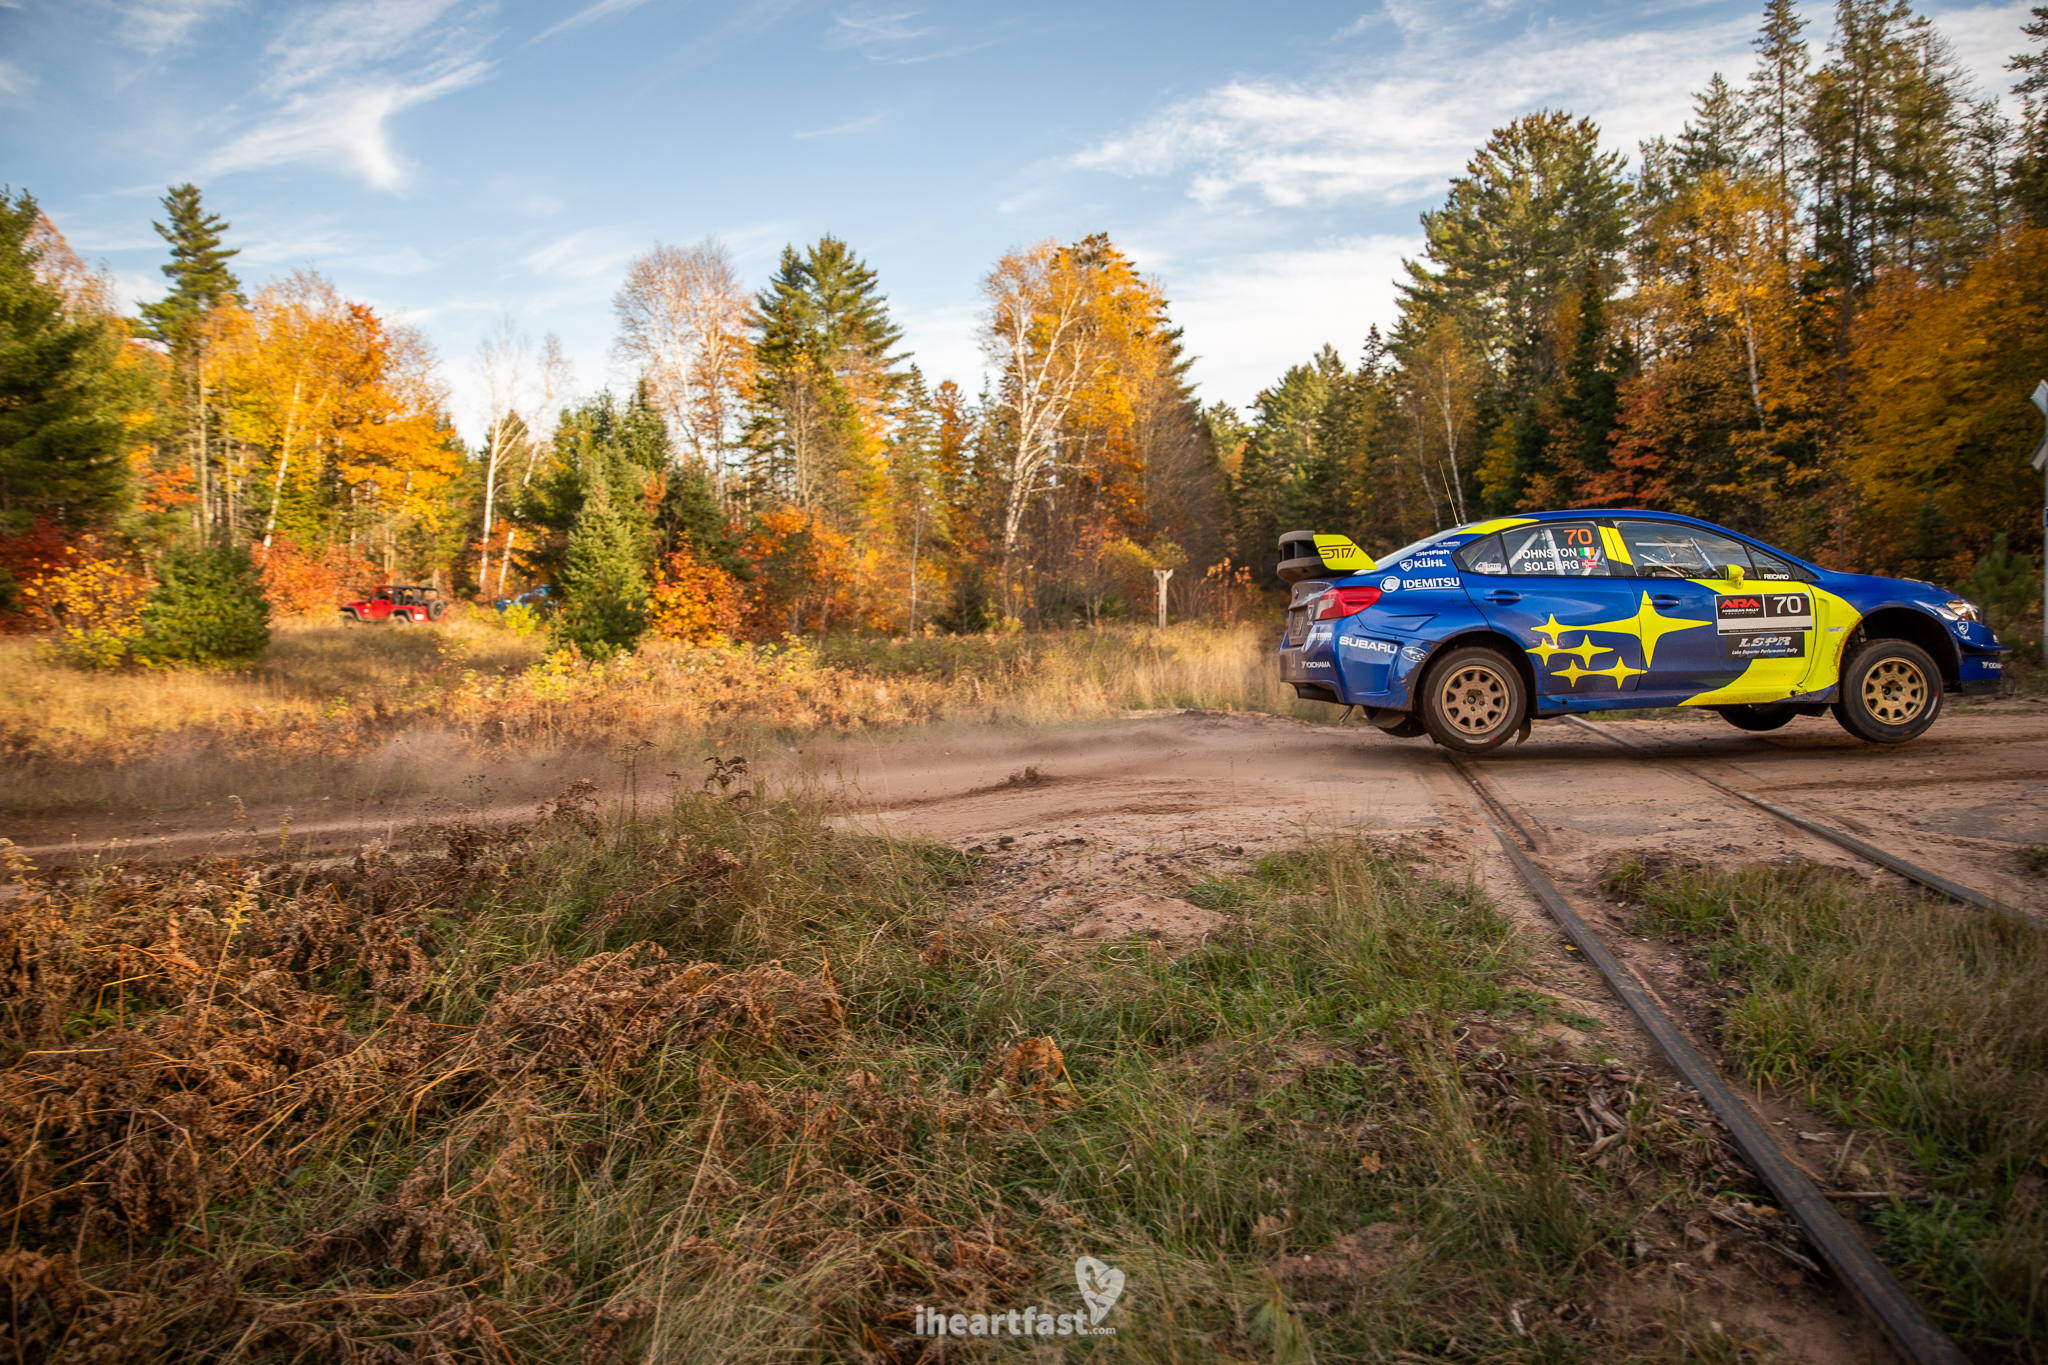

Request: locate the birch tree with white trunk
(612, 239), (755, 502)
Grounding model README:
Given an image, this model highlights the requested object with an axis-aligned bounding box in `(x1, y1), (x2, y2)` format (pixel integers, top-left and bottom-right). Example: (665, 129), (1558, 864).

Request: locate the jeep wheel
(1420, 646), (1526, 753)
(1716, 704), (1797, 732)
(1832, 639), (1942, 744)
(390, 612), (411, 625)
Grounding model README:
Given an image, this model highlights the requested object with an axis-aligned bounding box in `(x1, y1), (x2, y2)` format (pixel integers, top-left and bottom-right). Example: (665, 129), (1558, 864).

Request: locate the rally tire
(1716, 704), (1797, 732)
(1419, 646), (1526, 753)
(1832, 639), (1942, 744)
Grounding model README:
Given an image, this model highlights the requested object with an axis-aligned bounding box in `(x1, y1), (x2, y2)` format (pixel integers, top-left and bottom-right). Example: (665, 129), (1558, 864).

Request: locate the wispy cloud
(1073, 13), (1758, 208)
(530, 0), (654, 45)
(825, 3), (1013, 64)
(200, 0), (493, 190)
(793, 110), (885, 138)
(0, 55), (29, 99)
(115, 0), (240, 54)
(522, 225), (643, 282)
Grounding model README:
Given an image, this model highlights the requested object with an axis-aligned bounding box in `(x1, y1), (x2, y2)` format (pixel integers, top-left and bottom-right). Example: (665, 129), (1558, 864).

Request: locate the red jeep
(341, 585), (448, 624)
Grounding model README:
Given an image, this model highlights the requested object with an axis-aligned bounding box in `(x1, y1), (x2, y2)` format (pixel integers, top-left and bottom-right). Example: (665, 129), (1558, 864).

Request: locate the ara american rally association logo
(913, 1256), (1125, 1339)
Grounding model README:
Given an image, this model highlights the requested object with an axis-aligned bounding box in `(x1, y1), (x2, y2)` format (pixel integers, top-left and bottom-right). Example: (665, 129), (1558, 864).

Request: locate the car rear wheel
(1832, 639), (1943, 744)
(390, 612), (411, 625)
(1716, 704), (1797, 732)
(1420, 646), (1526, 753)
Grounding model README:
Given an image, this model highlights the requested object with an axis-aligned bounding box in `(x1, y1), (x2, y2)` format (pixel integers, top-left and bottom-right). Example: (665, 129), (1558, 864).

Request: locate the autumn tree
(0, 190), (141, 536)
(613, 240), (754, 502)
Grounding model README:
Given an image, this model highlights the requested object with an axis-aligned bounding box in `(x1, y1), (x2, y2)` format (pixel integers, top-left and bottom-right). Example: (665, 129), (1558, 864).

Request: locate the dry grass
(0, 784), (1800, 1364)
(0, 616), (1324, 816)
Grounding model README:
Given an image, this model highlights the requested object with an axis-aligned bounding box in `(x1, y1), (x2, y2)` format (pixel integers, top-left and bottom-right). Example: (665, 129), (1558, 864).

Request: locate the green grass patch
(0, 794), (1790, 1363)
(1606, 856), (2048, 1360)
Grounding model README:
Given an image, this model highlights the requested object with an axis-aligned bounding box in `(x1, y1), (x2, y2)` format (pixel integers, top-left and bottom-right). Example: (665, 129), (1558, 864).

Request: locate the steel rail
(1559, 714), (2004, 912)
(1446, 767), (1969, 1365)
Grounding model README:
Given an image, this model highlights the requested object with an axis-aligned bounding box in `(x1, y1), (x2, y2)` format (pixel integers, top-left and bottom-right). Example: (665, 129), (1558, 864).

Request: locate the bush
(648, 544), (744, 645)
(16, 536), (152, 668)
(136, 543), (271, 666)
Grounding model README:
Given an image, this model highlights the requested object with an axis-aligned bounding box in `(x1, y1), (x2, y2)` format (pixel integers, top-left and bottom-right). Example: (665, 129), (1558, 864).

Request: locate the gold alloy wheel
(1861, 657), (1929, 724)
(1438, 663), (1512, 736)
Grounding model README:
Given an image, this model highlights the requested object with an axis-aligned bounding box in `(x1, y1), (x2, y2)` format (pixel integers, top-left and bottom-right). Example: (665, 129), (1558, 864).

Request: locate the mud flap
(1514, 718), (1533, 746)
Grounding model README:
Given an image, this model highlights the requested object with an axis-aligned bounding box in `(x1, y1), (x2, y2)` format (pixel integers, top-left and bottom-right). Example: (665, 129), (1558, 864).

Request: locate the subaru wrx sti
(1276, 511), (2009, 752)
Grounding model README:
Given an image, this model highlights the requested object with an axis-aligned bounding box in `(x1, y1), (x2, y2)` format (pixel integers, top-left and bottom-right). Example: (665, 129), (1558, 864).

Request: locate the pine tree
(745, 237), (906, 512)
(2010, 6), (2048, 222)
(138, 184), (241, 345)
(1676, 74), (1751, 180)
(0, 189), (135, 534)
(553, 467), (651, 657)
(135, 543), (271, 665)
(1745, 0), (1811, 254)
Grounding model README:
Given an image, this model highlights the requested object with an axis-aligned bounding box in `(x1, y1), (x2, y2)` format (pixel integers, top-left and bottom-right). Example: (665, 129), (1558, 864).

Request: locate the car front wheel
(1419, 646), (1526, 753)
(1832, 639), (1943, 743)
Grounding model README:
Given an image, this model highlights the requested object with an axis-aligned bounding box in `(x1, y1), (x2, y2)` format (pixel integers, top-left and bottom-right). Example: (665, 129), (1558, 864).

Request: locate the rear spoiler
(1277, 530), (1375, 584)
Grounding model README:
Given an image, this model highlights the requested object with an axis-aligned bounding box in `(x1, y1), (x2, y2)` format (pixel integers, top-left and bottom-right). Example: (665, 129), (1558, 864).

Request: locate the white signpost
(2033, 380), (2048, 666)
(1152, 567), (1174, 630)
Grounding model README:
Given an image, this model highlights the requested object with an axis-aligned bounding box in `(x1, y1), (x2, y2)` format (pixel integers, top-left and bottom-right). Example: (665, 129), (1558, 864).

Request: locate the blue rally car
(1276, 511), (2010, 752)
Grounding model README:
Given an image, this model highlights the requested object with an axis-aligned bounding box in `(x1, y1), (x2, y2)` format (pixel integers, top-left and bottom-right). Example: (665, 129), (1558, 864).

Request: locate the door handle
(1483, 590), (1522, 605)
(1649, 595), (1682, 609)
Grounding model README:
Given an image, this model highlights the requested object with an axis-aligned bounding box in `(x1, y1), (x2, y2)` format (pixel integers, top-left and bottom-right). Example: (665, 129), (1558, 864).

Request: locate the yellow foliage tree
(1850, 227), (2048, 571)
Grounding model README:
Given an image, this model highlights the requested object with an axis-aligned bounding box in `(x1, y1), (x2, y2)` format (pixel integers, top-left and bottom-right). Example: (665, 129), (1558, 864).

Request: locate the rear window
(1498, 522), (1611, 577)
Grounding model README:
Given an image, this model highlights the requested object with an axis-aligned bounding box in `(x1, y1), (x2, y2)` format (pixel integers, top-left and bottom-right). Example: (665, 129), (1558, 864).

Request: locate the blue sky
(2, 0), (2037, 441)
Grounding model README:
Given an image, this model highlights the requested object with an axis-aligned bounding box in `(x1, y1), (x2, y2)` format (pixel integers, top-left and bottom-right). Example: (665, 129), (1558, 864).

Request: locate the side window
(1748, 546), (1811, 581)
(1455, 534), (1508, 575)
(1616, 521), (1754, 579)
(1499, 522), (1610, 577)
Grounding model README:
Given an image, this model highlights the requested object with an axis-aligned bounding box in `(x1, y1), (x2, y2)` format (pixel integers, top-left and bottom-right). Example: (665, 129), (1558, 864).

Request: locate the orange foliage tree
(209, 271), (454, 575)
(647, 543), (744, 644)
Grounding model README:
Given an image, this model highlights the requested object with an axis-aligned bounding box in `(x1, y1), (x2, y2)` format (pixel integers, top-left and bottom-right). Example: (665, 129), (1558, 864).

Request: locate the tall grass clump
(2, 786), (1786, 1362)
(1607, 857), (2048, 1360)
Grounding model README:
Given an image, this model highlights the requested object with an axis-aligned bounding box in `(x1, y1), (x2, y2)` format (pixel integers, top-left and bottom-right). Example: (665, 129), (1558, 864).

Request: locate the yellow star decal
(1528, 640), (1568, 663)
(1551, 660), (1595, 685)
(1589, 658), (1647, 684)
(1530, 614), (1571, 649)
(1564, 593), (1711, 667)
(1560, 637), (1611, 664)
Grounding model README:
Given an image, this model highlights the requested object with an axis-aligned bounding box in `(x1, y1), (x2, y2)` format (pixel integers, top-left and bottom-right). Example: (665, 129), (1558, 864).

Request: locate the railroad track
(1442, 727), (2000, 1365)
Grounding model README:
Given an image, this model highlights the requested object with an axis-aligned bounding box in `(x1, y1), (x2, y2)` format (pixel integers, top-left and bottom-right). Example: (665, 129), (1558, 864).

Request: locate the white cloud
(1926, 1), (2038, 107)
(895, 300), (985, 393)
(205, 63), (488, 188)
(1074, 15), (1761, 210)
(0, 55), (29, 99)
(1168, 236), (1420, 409)
(200, 0), (493, 190)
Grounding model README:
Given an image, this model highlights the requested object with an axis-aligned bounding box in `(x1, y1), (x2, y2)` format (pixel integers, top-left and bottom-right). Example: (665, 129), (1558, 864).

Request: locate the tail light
(1315, 586), (1383, 620)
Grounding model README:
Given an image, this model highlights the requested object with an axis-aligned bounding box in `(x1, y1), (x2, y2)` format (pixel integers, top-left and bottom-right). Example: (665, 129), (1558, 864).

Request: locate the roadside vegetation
(0, 615), (1320, 817)
(1606, 858), (2048, 1361)
(5, 783), (1813, 1363)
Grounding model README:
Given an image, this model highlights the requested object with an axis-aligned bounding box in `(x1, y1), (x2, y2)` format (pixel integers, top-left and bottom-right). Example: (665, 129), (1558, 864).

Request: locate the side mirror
(1725, 564), (1746, 588)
